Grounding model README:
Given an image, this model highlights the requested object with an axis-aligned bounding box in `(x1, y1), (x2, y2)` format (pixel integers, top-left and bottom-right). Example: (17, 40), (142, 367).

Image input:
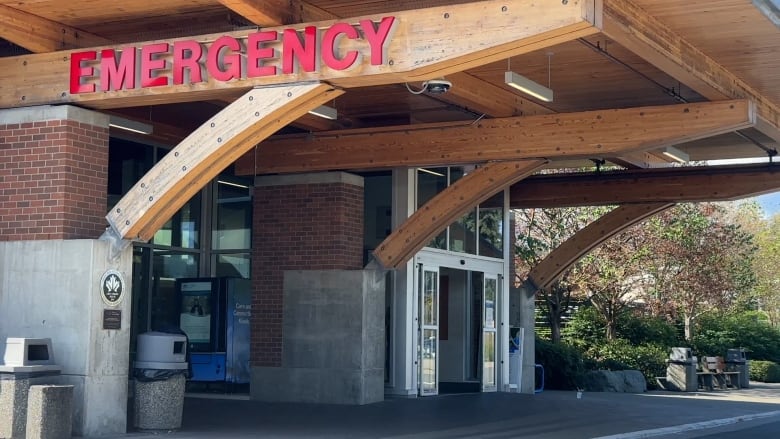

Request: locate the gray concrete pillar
(0, 240), (132, 437)
(251, 269), (385, 404)
(509, 282), (536, 394)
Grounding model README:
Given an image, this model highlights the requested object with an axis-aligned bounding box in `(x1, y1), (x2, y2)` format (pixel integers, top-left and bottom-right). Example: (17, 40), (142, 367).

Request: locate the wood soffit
(0, 0), (777, 174)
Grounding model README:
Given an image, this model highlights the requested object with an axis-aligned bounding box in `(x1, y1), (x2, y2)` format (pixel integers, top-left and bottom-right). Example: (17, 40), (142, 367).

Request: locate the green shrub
(587, 339), (667, 389)
(749, 360), (780, 382)
(535, 338), (587, 390)
(563, 306), (681, 351)
(693, 312), (780, 362)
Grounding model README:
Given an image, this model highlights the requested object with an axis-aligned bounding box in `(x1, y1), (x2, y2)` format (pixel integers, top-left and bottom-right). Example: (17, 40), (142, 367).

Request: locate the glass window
(150, 251), (199, 331)
(107, 139), (153, 210)
(449, 208), (477, 254)
(478, 192), (504, 257)
(213, 180), (252, 250)
(417, 168), (448, 250)
(415, 166), (506, 257)
(154, 193), (201, 249)
(213, 253), (250, 278)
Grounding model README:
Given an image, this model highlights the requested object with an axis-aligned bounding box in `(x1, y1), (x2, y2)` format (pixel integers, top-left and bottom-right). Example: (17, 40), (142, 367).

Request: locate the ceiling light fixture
(109, 116), (153, 135)
(308, 105), (337, 120)
(505, 53), (554, 102)
(661, 146), (690, 163)
(417, 168), (445, 177)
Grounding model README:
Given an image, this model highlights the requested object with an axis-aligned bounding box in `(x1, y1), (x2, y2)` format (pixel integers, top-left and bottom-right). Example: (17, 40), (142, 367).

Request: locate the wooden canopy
(1, 0), (779, 268)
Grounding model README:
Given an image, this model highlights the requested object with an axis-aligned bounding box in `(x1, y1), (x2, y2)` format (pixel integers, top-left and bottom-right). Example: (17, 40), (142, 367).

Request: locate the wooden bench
(697, 356), (740, 390)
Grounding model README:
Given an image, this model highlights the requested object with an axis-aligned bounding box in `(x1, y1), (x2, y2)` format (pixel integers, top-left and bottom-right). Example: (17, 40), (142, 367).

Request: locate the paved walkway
(119, 383), (780, 438)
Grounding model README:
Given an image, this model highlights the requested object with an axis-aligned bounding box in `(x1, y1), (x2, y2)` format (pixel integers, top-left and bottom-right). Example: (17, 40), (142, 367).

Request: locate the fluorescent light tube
(108, 116), (153, 135)
(505, 71), (554, 102)
(308, 105), (337, 120)
(662, 146), (690, 163)
(417, 168), (445, 177)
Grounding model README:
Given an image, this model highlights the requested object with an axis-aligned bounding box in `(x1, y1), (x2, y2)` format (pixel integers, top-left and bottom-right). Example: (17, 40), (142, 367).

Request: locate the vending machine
(176, 277), (251, 385)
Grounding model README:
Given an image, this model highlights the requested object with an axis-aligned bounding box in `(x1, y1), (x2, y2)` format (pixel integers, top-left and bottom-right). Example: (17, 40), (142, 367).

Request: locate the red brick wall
(251, 181), (364, 367)
(0, 120), (109, 240)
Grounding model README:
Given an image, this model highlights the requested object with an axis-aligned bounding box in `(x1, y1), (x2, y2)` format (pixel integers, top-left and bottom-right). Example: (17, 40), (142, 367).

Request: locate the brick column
(251, 172), (364, 367)
(0, 106), (109, 240)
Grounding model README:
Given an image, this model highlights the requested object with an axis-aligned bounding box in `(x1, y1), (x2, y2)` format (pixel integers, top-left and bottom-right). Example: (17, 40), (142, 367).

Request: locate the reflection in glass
(478, 192), (504, 257)
(423, 270), (438, 326)
(483, 332), (496, 387)
(154, 193), (201, 249)
(214, 253), (250, 278)
(484, 277), (496, 329)
(213, 181), (252, 250)
(417, 168), (448, 249)
(449, 208), (477, 255)
(422, 328), (437, 393)
(150, 251), (198, 331)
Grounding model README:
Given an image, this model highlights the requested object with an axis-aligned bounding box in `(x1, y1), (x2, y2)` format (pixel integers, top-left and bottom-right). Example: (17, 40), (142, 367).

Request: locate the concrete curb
(593, 410), (780, 439)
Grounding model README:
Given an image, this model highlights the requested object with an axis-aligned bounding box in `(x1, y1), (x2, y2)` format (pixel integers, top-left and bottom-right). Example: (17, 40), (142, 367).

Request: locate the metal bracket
(99, 226), (133, 262)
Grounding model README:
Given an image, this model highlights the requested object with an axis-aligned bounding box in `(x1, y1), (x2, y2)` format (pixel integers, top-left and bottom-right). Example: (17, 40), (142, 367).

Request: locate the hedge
(749, 360), (780, 383)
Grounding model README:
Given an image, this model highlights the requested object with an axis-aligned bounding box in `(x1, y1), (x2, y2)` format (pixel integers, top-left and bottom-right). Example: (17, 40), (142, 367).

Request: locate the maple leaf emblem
(106, 275), (121, 293)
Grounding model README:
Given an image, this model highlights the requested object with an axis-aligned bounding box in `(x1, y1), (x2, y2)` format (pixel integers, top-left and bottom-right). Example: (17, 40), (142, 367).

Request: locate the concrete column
(509, 282), (537, 394)
(0, 106), (109, 240)
(251, 172), (368, 402)
(251, 270), (384, 404)
(387, 168), (417, 397)
(0, 240), (133, 437)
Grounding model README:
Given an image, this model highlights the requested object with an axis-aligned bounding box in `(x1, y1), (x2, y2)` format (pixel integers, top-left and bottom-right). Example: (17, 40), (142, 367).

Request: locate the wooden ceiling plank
(106, 83), (342, 242)
(0, 0), (600, 109)
(373, 159), (548, 269)
(511, 163), (780, 209)
(526, 203), (673, 291)
(0, 4), (111, 52)
(233, 99), (755, 174)
(601, 0), (780, 143)
(217, 0), (293, 26)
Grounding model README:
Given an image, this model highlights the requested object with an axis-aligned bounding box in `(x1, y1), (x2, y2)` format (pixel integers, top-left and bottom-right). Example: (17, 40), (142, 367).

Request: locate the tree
(752, 212), (780, 326)
(515, 206), (610, 342)
(642, 203), (756, 340)
(573, 228), (651, 340)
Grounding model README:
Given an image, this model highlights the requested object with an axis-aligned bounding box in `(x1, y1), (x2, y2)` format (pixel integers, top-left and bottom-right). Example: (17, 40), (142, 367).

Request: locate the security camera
(424, 79), (452, 94)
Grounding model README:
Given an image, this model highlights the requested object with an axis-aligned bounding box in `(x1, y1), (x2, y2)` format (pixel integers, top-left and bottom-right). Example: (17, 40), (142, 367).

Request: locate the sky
(705, 157), (780, 217)
(756, 192), (780, 217)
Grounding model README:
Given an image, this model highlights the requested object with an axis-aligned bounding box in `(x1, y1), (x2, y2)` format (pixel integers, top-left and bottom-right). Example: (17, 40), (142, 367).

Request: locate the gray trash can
(133, 332), (188, 431)
(725, 348), (749, 389)
(666, 347), (698, 392)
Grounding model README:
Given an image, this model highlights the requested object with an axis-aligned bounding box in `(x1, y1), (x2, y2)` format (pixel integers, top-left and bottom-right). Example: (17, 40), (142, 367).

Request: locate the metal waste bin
(133, 332), (188, 430)
(666, 347), (697, 392)
(725, 348), (749, 389)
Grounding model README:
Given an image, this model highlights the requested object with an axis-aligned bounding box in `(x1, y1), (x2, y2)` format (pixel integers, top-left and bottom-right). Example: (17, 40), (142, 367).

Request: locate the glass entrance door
(482, 274), (498, 392)
(419, 264), (439, 396)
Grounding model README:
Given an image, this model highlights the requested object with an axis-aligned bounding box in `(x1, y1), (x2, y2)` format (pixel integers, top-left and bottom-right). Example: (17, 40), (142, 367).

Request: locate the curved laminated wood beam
(104, 82), (342, 243)
(234, 100), (755, 175)
(511, 163), (780, 208)
(526, 202), (673, 292)
(601, 0), (780, 142)
(374, 159), (547, 269)
(0, 0), (600, 109)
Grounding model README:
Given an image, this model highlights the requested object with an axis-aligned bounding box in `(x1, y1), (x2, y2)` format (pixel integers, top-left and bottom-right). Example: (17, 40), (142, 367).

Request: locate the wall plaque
(103, 309), (122, 330)
(99, 269), (125, 306)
